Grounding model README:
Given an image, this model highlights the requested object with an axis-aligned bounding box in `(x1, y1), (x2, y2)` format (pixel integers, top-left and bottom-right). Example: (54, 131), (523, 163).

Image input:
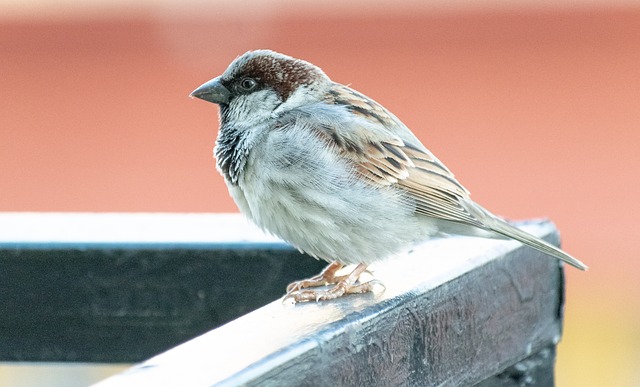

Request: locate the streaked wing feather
(323, 84), (485, 228)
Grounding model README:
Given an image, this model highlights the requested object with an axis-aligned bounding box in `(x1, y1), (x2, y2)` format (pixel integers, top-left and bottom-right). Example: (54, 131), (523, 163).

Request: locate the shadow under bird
(190, 50), (587, 303)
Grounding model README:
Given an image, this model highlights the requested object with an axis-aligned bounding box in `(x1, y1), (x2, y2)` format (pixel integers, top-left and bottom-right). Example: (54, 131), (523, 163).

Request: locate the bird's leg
(286, 261), (345, 294)
(285, 263), (383, 303)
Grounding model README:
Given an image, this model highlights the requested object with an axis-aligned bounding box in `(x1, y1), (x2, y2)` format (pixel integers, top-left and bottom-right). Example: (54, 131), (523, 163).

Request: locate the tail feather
(488, 218), (588, 270)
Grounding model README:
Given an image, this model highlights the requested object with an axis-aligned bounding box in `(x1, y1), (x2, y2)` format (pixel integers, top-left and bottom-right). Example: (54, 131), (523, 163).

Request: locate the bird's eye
(239, 78), (257, 92)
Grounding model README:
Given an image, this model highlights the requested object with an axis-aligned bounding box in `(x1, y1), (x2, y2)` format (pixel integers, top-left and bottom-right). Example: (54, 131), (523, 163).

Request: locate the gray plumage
(192, 50), (587, 276)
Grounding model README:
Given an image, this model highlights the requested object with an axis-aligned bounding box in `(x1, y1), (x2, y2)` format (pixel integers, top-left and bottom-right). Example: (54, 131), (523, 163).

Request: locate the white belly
(225, 129), (435, 265)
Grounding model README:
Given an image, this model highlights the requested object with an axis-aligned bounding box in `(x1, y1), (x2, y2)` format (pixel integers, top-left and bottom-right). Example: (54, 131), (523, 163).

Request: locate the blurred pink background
(1, 2), (639, 385)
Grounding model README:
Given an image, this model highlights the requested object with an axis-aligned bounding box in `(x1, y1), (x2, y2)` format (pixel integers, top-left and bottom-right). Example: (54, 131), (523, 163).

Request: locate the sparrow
(190, 50), (587, 303)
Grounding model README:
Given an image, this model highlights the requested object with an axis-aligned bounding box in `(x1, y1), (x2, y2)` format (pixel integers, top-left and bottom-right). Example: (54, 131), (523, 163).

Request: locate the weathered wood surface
(64, 214), (566, 387)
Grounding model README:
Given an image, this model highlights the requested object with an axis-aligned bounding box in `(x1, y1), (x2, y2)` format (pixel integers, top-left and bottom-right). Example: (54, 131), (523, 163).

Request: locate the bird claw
(283, 262), (385, 303)
(284, 279), (384, 303)
(285, 261), (346, 294)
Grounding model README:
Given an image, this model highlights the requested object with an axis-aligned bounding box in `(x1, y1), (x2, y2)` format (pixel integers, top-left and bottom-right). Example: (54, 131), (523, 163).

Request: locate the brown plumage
(191, 50), (587, 303)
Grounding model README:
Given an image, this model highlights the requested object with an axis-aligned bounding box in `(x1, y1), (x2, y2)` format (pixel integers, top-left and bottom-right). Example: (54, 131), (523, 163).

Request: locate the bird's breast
(226, 127), (433, 264)
(214, 125), (252, 185)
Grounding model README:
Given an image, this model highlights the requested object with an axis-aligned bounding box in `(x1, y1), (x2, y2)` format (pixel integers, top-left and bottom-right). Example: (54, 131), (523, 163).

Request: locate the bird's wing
(283, 83), (587, 270)
(318, 84), (487, 228)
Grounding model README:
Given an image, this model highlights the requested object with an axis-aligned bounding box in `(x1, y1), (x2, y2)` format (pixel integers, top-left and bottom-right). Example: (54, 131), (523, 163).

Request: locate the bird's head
(191, 50), (330, 126)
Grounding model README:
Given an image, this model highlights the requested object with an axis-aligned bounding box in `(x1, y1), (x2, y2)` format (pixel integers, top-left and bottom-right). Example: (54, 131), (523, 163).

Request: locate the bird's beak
(190, 76), (231, 104)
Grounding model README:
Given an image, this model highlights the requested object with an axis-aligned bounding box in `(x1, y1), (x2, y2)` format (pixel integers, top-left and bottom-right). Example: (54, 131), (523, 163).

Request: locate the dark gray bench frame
(0, 214), (564, 386)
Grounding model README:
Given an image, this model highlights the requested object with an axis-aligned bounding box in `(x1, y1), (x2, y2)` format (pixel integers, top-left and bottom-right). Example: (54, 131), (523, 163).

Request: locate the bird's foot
(284, 263), (384, 303)
(285, 261), (345, 294)
(285, 278), (384, 303)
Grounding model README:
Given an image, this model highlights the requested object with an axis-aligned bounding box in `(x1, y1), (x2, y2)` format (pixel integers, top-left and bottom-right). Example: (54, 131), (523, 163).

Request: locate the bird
(190, 50), (587, 303)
